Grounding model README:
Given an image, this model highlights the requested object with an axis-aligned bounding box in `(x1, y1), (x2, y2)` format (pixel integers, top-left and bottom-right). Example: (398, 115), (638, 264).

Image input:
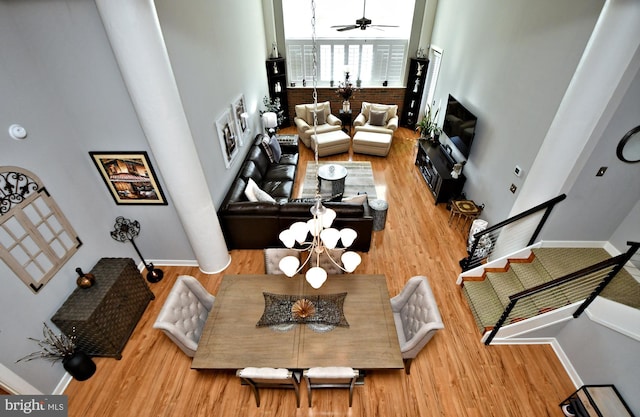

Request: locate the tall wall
(1, 0), (268, 394)
(429, 0), (604, 224)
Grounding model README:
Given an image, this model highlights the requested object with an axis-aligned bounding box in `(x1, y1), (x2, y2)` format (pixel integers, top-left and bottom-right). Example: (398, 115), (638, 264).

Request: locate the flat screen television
(442, 94), (477, 159)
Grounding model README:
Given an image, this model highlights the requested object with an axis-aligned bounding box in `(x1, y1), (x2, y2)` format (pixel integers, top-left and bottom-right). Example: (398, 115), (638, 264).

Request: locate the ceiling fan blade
(369, 25), (399, 28)
(336, 25), (359, 32)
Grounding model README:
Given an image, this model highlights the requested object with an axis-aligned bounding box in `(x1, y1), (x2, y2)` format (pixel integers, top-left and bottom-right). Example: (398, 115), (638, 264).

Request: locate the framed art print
(232, 94), (249, 145)
(89, 151), (167, 205)
(216, 109), (239, 168)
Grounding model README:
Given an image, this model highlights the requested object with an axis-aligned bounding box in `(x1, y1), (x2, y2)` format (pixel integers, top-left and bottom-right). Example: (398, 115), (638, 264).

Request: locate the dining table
(191, 274), (404, 370)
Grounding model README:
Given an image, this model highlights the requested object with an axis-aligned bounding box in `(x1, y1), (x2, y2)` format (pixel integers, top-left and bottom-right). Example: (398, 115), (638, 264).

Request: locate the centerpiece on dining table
(336, 71), (357, 112)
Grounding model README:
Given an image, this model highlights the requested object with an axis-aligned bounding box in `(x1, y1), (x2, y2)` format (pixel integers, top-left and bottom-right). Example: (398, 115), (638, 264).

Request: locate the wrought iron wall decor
(0, 167), (82, 293)
(110, 216), (163, 283)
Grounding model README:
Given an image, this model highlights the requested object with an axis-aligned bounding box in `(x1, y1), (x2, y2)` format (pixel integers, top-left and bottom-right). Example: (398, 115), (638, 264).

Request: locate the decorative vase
(63, 351), (96, 381)
(343, 100), (350, 112)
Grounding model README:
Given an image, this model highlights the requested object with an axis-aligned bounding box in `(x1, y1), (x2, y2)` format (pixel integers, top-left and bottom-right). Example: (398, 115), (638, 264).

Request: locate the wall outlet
(510, 184), (517, 193)
(514, 165), (522, 177)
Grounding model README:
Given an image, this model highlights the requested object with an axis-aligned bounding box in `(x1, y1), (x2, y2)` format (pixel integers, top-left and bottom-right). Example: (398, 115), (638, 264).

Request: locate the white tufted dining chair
(303, 367), (360, 407)
(390, 276), (444, 374)
(153, 275), (215, 357)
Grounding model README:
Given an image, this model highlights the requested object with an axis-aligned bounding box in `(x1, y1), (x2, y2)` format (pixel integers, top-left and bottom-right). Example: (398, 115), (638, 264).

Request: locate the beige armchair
(353, 101), (399, 135)
(294, 101), (342, 147)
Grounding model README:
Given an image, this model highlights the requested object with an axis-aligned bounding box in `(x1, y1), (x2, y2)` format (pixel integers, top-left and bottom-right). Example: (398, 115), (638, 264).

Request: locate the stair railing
(484, 241), (640, 345)
(460, 194), (567, 272)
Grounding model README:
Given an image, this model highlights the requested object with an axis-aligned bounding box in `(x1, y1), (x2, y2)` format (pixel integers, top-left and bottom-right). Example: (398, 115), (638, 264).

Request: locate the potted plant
(17, 323), (96, 381)
(335, 71), (357, 111)
(416, 102), (442, 144)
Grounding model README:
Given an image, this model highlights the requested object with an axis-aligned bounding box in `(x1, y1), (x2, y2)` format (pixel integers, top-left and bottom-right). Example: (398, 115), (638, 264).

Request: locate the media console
(415, 139), (466, 204)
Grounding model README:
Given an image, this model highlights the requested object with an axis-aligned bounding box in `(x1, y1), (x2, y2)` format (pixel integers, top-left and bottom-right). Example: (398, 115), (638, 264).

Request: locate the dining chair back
(264, 248), (300, 274)
(236, 367), (301, 407)
(390, 275), (444, 374)
(303, 367), (360, 407)
(152, 275), (215, 357)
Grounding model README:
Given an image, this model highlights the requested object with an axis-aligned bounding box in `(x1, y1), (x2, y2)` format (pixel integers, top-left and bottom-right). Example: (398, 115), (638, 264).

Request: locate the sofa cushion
(265, 164), (296, 182)
(260, 136), (276, 163)
(310, 109), (326, 125)
(247, 145), (270, 177)
(224, 177), (248, 205)
(361, 102), (398, 121)
(262, 180), (293, 200)
(269, 136), (282, 163)
(278, 153), (299, 166)
(240, 160), (264, 185)
(245, 178), (276, 203)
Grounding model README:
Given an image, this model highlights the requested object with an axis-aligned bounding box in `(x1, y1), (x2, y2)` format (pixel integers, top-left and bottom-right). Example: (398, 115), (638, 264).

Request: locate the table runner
(256, 292), (349, 328)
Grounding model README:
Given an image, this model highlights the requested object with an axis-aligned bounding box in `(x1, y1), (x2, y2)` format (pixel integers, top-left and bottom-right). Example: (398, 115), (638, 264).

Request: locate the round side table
(370, 199), (389, 231)
(317, 164), (348, 201)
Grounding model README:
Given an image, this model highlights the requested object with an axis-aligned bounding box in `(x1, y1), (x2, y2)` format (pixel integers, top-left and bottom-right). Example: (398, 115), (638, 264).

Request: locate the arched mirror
(616, 125), (640, 163)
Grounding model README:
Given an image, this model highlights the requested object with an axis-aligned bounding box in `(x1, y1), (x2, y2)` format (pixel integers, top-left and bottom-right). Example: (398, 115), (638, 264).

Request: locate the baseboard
(489, 336), (583, 389)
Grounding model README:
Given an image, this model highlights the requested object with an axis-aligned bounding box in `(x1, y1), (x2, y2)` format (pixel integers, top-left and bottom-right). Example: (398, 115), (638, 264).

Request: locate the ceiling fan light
(341, 251), (361, 273)
(279, 256), (300, 277)
(306, 267), (328, 289)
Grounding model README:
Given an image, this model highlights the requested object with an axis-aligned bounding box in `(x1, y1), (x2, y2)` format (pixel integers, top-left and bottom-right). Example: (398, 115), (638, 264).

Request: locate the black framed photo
(89, 151), (167, 205)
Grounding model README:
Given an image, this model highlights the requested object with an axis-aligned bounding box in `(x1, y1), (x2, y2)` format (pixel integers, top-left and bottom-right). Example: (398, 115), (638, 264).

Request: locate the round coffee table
(317, 164), (348, 201)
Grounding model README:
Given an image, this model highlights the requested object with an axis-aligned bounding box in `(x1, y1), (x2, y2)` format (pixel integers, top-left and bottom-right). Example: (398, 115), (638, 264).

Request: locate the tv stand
(415, 139), (466, 204)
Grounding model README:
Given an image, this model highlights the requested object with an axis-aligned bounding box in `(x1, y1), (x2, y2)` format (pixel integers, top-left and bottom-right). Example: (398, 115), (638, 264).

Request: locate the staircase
(460, 247), (640, 334)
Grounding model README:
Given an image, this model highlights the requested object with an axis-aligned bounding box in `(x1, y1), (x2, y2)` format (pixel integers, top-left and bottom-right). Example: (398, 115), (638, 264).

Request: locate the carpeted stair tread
(462, 281), (504, 332)
(600, 268), (640, 309)
(532, 247), (611, 279)
(510, 259), (552, 287)
(486, 270), (526, 306)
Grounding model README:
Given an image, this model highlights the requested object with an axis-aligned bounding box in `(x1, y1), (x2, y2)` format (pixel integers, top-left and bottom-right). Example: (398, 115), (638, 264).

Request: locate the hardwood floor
(64, 127), (575, 416)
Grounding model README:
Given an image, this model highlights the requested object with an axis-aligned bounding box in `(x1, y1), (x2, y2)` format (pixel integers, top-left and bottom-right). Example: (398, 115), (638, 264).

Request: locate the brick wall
(286, 87), (406, 123)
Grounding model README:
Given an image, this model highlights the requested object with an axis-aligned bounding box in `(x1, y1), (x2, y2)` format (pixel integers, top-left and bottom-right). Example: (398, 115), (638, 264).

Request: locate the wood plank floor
(64, 127), (575, 416)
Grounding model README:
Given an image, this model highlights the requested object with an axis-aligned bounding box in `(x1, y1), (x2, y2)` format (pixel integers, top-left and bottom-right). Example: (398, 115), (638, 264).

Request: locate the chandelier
(277, 0), (361, 288)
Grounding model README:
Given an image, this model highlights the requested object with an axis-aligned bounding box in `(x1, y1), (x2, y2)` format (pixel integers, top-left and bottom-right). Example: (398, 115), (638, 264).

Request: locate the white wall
(429, 0), (604, 224)
(1, 0), (269, 394)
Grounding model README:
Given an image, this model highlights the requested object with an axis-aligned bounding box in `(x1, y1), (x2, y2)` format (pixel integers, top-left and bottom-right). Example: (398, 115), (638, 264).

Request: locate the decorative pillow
(309, 109), (326, 125)
(268, 136), (282, 163)
(369, 110), (388, 126)
(261, 136), (276, 163)
(342, 194), (368, 205)
(244, 178), (276, 203)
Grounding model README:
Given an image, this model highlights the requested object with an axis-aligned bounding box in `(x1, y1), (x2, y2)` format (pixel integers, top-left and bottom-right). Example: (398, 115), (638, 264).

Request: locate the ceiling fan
(331, 0), (399, 32)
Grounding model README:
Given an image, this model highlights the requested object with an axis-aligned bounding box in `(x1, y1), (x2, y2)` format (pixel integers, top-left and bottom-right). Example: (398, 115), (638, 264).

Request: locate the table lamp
(262, 111), (278, 139)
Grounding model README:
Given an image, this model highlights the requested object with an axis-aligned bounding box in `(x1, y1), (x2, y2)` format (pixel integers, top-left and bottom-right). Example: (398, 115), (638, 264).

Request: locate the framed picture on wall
(216, 109), (239, 169)
(89, 151), (167, 205)
(232, 94), (249, 145)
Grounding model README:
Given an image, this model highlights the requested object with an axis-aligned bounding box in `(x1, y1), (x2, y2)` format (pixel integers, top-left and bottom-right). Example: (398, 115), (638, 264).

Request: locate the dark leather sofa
(218, 134), (373, 251)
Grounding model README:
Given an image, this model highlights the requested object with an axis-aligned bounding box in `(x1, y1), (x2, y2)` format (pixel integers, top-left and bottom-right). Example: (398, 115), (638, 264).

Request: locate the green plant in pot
(416, 102), (442, 144)
(17, 323), (96, 381)
(261, 96), (285, 126)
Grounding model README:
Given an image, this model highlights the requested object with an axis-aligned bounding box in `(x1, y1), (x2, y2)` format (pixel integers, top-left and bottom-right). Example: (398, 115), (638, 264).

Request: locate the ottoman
(311, 130), (351, 157)
(352, 131), (392, 156)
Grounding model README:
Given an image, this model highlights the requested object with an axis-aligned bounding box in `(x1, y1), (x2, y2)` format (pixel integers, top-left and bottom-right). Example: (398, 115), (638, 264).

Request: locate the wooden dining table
(191, 274), (404, 370)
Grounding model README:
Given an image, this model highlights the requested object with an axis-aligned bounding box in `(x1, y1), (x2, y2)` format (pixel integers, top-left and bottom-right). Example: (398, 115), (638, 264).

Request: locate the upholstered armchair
(153, 275), (215, 357)
(390, 275), (444, 374)
(294, 101), (342, 147)
(353, 101), (399, 135)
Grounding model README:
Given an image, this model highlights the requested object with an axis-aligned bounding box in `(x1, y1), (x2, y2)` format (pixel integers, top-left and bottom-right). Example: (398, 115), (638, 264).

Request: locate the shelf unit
(400, 58), (429, 128)
(266, 57), (290, 127)
(415, 140), (465, 204)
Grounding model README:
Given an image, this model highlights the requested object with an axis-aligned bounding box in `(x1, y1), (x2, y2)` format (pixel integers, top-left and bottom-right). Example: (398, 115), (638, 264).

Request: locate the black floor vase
(63, 351), (96, 381)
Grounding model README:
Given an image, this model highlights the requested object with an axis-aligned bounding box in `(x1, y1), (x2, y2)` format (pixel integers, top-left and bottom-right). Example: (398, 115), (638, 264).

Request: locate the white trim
(53, 374), (73, 395)
(586, 297), (640, 342)
(0, 363), (42, 395)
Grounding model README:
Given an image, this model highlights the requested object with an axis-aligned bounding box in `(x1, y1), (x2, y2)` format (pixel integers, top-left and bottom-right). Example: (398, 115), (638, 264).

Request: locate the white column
(95, 0), (231, 273)
(511, 0), (640, 216)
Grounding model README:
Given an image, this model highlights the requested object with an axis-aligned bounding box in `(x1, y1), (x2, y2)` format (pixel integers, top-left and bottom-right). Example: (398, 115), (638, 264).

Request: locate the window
(0, 167), (81, 293)
(281, 0), (415, 87)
